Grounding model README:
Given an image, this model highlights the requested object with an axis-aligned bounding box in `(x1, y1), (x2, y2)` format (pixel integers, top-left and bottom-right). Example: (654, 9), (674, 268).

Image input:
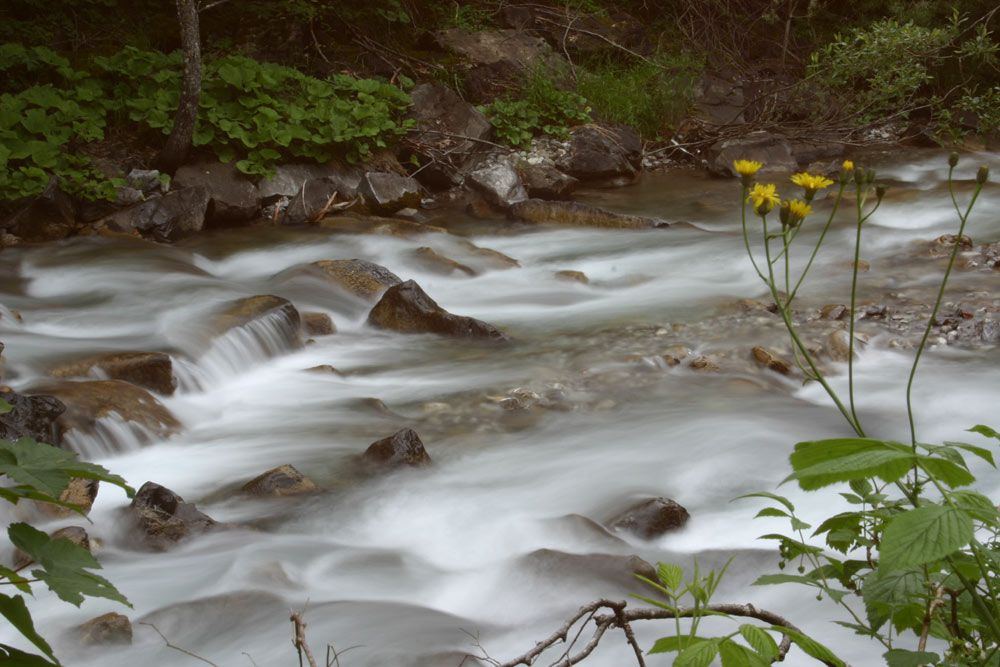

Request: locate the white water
(1, 149), (999, 666)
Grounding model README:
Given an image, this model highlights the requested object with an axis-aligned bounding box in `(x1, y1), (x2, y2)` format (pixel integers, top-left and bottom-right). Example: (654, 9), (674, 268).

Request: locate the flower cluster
(735, 159), (854, 227)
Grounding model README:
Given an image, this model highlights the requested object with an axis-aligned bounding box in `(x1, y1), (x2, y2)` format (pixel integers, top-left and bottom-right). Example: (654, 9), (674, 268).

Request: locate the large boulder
(607, 497), (690, 539)
(31, 380), (180, 446)
(358, 172), (422, 215)
(2, 177), (77, 242)
(301, 259), (402, 301)
(127, 481), (218, 551)
(47, 351), (176, 395)
(279, 177), (358, 226)
(172, 161), (260, 226)
(367, 280), (510, 341)
(692, 71), (746, 126)
(510, 199), (668, 229)
(96, 186), (210, 242)
(706, 131), (797, 177)
(517, 162), (579, 200)
(467, 160), (528, 209)
(0, 390), (65, 446)
(259, 163), (362, 201)
(431, 28), (565, 71)
(362, 428), (431, 469)
(241, 464), (320, 497)
(556, 124), (641, 184)
(410, 247), (477, 277)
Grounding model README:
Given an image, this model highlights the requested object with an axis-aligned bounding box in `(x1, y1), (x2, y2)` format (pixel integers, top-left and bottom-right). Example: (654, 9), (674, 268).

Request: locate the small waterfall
(62, 416), (169, 458)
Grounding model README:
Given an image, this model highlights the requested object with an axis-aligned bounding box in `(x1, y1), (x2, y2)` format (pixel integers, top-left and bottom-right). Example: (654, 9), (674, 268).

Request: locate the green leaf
(785, 439), (912, 490)
(883, 649), (940, 667)
(738, 624), (779, 661)
(949, 490), (1000, 524)
(879, 504), (974, 573)
(0, 644), (59, 666)
(0, 593), (57, 662)
(719, 639), (769, 667)
(0, 399), (11, 415)
(753, 573), (819, 586)
(648, 635), (705, 654)
(675, 638), (719, 667)
(0, 565), (33, 594)
(737, 492), (795, 512)
(769, 626), (844, 666)
(754, 507), (789, 519)
(944, 441), (996, 466)
(916, 455), (975, 488)
(657, 562), (683, 591)
(863, 568), (924, 632)
(969, 424), (1000, 441)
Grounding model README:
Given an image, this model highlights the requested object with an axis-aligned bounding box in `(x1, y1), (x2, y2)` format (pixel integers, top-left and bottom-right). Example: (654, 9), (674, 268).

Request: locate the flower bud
(854, 168), (865, 185)
(865, 168), (876, 184)
(875, 184), (886, 200)
(779, 201), (791, 228)
(977, 165), (989, 184)
(949, 152), (960, 167)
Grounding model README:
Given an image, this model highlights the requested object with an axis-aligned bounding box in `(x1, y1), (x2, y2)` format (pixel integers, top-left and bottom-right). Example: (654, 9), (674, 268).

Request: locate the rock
(31, 380), (180, 444)
(209, 295), (302, 347)
(47, 351), (176, 395)
(688, 356), (720, 371)
(302, 312), (336, 336)
(404, 83), (492, 188)
(411, 247), (477, 277)
(467, 160), (528, 209)
(827, 329), (853, 362)
(510, 199), (667, 229)
(706, 131), (797, 177)
(14, 526), (91, 569)
(304, 259), (402, 300)
(3, 177), (77, 242)
(0, 390), (65, 446)
(280, 177), (357, 225)
(461, 60), (523, 106)
(97, 186), (210, 242)
(126, 169), (168, 196)
(77, 612), (132, 646)
(172, 161), (260, 226)
(607, 497), (690, 539)
(259, 163), (362, 201)
(367, 280), (511, 341)
(692, 71), (745, 125)
(751, 346), (791, 375)
(517, 162), (579, 199)
(518, 549), (657, 589)
(36, 478), (100, 519)
(820, 304), (848, 320)
(455, 240), (520, 269)
(362, 428), (431, 468)
(431, 28), (565, 71)
(127, 481), (218, 551)
(358, 172), (422, 215)
(556, 124), (642, 184)
(554, 270), (588, 284)
(241, 464), (320, 497)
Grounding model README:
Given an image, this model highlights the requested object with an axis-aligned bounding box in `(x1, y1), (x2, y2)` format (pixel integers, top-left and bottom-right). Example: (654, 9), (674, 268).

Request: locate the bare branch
(140, 622), (221, 667)
(291, 609), (319, 667)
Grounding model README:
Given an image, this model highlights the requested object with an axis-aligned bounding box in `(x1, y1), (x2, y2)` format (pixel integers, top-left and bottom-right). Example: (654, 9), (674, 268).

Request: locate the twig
(310, 22), (331, 64)
(140, 622), (221, 667)
(291, 609), (319, 667)
(408, 128), (511, 150)
(325, 643), (363, 667)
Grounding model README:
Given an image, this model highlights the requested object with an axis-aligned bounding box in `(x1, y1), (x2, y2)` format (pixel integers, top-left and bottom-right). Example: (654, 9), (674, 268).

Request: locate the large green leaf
(648, 635), (708, 654)
(0, 594), (57, 663)
(674, 638), (719, 667)
(883, 649), (940, 667)
(738, 624), (778, 661)
(915, 455), (975, 488)
(968, 424), (1000, 441)
(718, 638), (769, 667)
(862, 568), (923, 632)
(879, 504), (973, 573)
(769, 626), (844, 666)
(785, 439), (913, 489)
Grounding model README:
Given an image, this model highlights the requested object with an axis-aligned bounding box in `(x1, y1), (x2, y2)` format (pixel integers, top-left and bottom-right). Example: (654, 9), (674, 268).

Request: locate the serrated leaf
(883, 649), (940, 667)
(916, 455), (975, 488)
(785, 439), (913, 490)
(737, 492), (795, 512)
(879, 504), (973, 573)
(949, 490), (1000, 524)
(675, 638), (719, 667)
(754, 507), (789, 519)
(862, 568), (924, 632)
(0, 594), (57, 662)
(0, 643), (59, 665)
(738, 624), (778, 660)
(656, 562), (683, 591)
(769, 626), (844, 666)
(0, 565), (32, 594)
(648, 635), (700, 654)
(790, 517), (811, 530)
(718, 638), (762, 667)
(944, 441), (996, 466)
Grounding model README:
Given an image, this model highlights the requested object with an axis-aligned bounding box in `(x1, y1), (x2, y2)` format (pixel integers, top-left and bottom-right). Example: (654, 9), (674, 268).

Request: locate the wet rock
(509, 199), (667, 229)
(455, 240), (520, 269)
(411, 247), (477, 277)
(259, 163), (361, 201)
(368, 280), (511, 341)
(3, 177), (77, 242)
(467, 161), (528, 209)
(302, 312), (336, 336)
(687, 356), (720, 372)
(47, 352), (176, 395)
(14, 526), (91, 569)
(172, 161), (260, 226)
(241, 464), (320, 498)
(363, 428), (431, 469)
(305, 259), (402, 300)
(209, 295), (302, 345)
(358, 172), (422, 215)
(555, 270), (588, 284)
(305, 364), (343, 375)
(0, 390), (65, 446)
(97, 186), (210, 243)
(556, 124), (641, 184)
(36, 478), (100, 519)
(827, 329), (854, 361)
(820, 304), (848, 320)
(431, 28), (564, 71)
(692, 71), (745, 125)
(77, 612), (132, 646)
(706, 131), (797, 177)
(518, 162), (579, 200)
(127, 481), (218, 551)
(607, 497), (690, 539)
(751, 346), (791, 375)
(462, 60), (523, 105)
(280, 177), (356, 225)
(519, 549), (657, 589)
(32, 380), (180, 444)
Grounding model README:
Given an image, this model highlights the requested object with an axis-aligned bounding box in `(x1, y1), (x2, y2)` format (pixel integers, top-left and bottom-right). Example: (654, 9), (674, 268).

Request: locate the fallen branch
(140, 622), (221, 667)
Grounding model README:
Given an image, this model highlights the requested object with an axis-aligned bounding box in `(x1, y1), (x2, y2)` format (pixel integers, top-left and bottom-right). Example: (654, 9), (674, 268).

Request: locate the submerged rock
(305, 259), (402, 300)
(363, 428), (432, 469)
(367, 280), (510, 341)
(607, 497), (690, 539)
(509, 199), (668, 229)
(411, 247), (477, 277)
(127, 482), (218, 551)
(241, 464), (320, 498)
(47, 351), (176, 395)
(302, 312), (336, 336)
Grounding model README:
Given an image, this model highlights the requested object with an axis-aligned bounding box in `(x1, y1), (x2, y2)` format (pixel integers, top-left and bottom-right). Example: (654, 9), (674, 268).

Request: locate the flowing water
(2, 149), (999, 666)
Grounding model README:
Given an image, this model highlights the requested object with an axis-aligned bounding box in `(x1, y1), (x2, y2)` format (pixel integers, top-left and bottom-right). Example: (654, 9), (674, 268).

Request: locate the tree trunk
(154, 0), (201, 175)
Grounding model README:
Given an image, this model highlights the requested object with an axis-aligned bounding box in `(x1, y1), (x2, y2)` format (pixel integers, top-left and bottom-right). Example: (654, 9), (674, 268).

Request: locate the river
(1, 148), (999, 666)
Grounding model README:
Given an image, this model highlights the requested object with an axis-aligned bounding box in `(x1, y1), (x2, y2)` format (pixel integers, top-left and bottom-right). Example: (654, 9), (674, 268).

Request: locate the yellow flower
(790, 172), (834, 201)
(734, 159), (763, 187)
(786, 199), (812, 224)
(748, 183), (780, 215)
(841, 160), (854, 171)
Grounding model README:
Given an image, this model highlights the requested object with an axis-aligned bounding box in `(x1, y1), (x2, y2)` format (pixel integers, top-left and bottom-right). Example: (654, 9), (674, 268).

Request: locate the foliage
(730, 156), (997, 665)
(478, 68), (592, 148)
(0, 398), (134, 665)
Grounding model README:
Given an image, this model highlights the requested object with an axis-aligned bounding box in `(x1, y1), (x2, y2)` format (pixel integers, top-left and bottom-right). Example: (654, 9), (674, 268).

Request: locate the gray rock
(47, 351), (176, 395)
(172, 161), (260, 225)
(301, 259), (402, 301)
(556, 124), (641, 184)
(259, 163), (362, 201)
(98, 186), (210, 242)
(363, 428), (431, 468)
(358, 172), (422, 215)
(692, 72), (745, 126)
(510, 199), (667, 229)
(0, 390), (65, 446)
(608, 497), (690, 539)
(518, 162), (579, 200)
(280, 177), (349, 225)
(126, 169), (168, 195)
(467, 160), (528, 209)
(3, 177), (77, 242)
(431, 28), (565, 71)
(241, 464), (320, 497)
(127, 481), (218, 551)
(706, 131), (797, 178)
(406, 83), (493, 188)
(367, 280), (510, 341)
